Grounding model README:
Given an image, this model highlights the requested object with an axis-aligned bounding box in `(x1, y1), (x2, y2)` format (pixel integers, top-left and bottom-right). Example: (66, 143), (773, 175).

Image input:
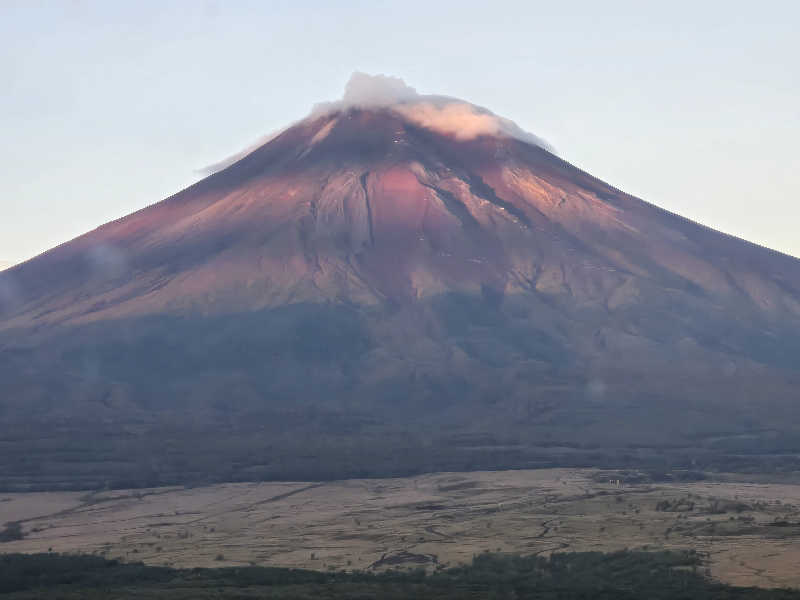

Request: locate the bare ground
(2, 469), (800, 589)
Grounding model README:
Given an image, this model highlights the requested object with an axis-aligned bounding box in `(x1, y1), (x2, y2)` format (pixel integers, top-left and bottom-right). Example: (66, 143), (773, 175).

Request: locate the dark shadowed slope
(1, 88), (800, 489)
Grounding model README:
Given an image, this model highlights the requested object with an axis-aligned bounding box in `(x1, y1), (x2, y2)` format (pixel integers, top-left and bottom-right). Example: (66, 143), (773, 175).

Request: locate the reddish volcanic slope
(4, 108), (800, 330)
(2, 89), (800, 488)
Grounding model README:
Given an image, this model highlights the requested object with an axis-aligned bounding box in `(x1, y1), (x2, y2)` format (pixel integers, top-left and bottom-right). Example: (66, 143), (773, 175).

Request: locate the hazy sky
(2, 0), (798, 266)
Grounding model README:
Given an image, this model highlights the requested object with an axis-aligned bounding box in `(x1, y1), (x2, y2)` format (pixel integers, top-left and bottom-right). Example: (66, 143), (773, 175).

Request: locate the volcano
(2, 74), (800, 490)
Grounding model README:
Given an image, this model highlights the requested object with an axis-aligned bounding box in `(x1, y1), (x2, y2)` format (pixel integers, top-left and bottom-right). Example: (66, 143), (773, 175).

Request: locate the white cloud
(395, 102), (508, 141)
(315, 72), (552, 149)
(343, 72), (419, 106)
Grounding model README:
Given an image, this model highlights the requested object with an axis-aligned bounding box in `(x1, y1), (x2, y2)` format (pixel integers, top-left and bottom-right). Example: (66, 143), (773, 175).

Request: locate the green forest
(2, 549), (799, 599)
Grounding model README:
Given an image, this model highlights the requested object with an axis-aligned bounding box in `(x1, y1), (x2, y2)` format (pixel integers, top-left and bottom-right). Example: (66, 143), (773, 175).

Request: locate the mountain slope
(2, 76), (800, 489)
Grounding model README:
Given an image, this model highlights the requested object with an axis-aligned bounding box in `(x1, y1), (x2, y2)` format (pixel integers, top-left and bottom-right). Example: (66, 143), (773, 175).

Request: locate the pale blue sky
(2, 0), (798, 266)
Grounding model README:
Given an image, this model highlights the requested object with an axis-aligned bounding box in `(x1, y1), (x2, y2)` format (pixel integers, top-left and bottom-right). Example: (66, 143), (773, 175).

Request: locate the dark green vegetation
(6, 419), (800, 492)
(2, 550), (799, 599)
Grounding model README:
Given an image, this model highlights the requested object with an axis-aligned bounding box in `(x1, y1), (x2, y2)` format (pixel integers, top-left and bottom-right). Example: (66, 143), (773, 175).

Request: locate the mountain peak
(203, 73), (552, 176)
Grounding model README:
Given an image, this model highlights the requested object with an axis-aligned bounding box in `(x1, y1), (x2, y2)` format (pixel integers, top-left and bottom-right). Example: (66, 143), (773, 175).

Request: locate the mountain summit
(2, 74), (800, 489)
